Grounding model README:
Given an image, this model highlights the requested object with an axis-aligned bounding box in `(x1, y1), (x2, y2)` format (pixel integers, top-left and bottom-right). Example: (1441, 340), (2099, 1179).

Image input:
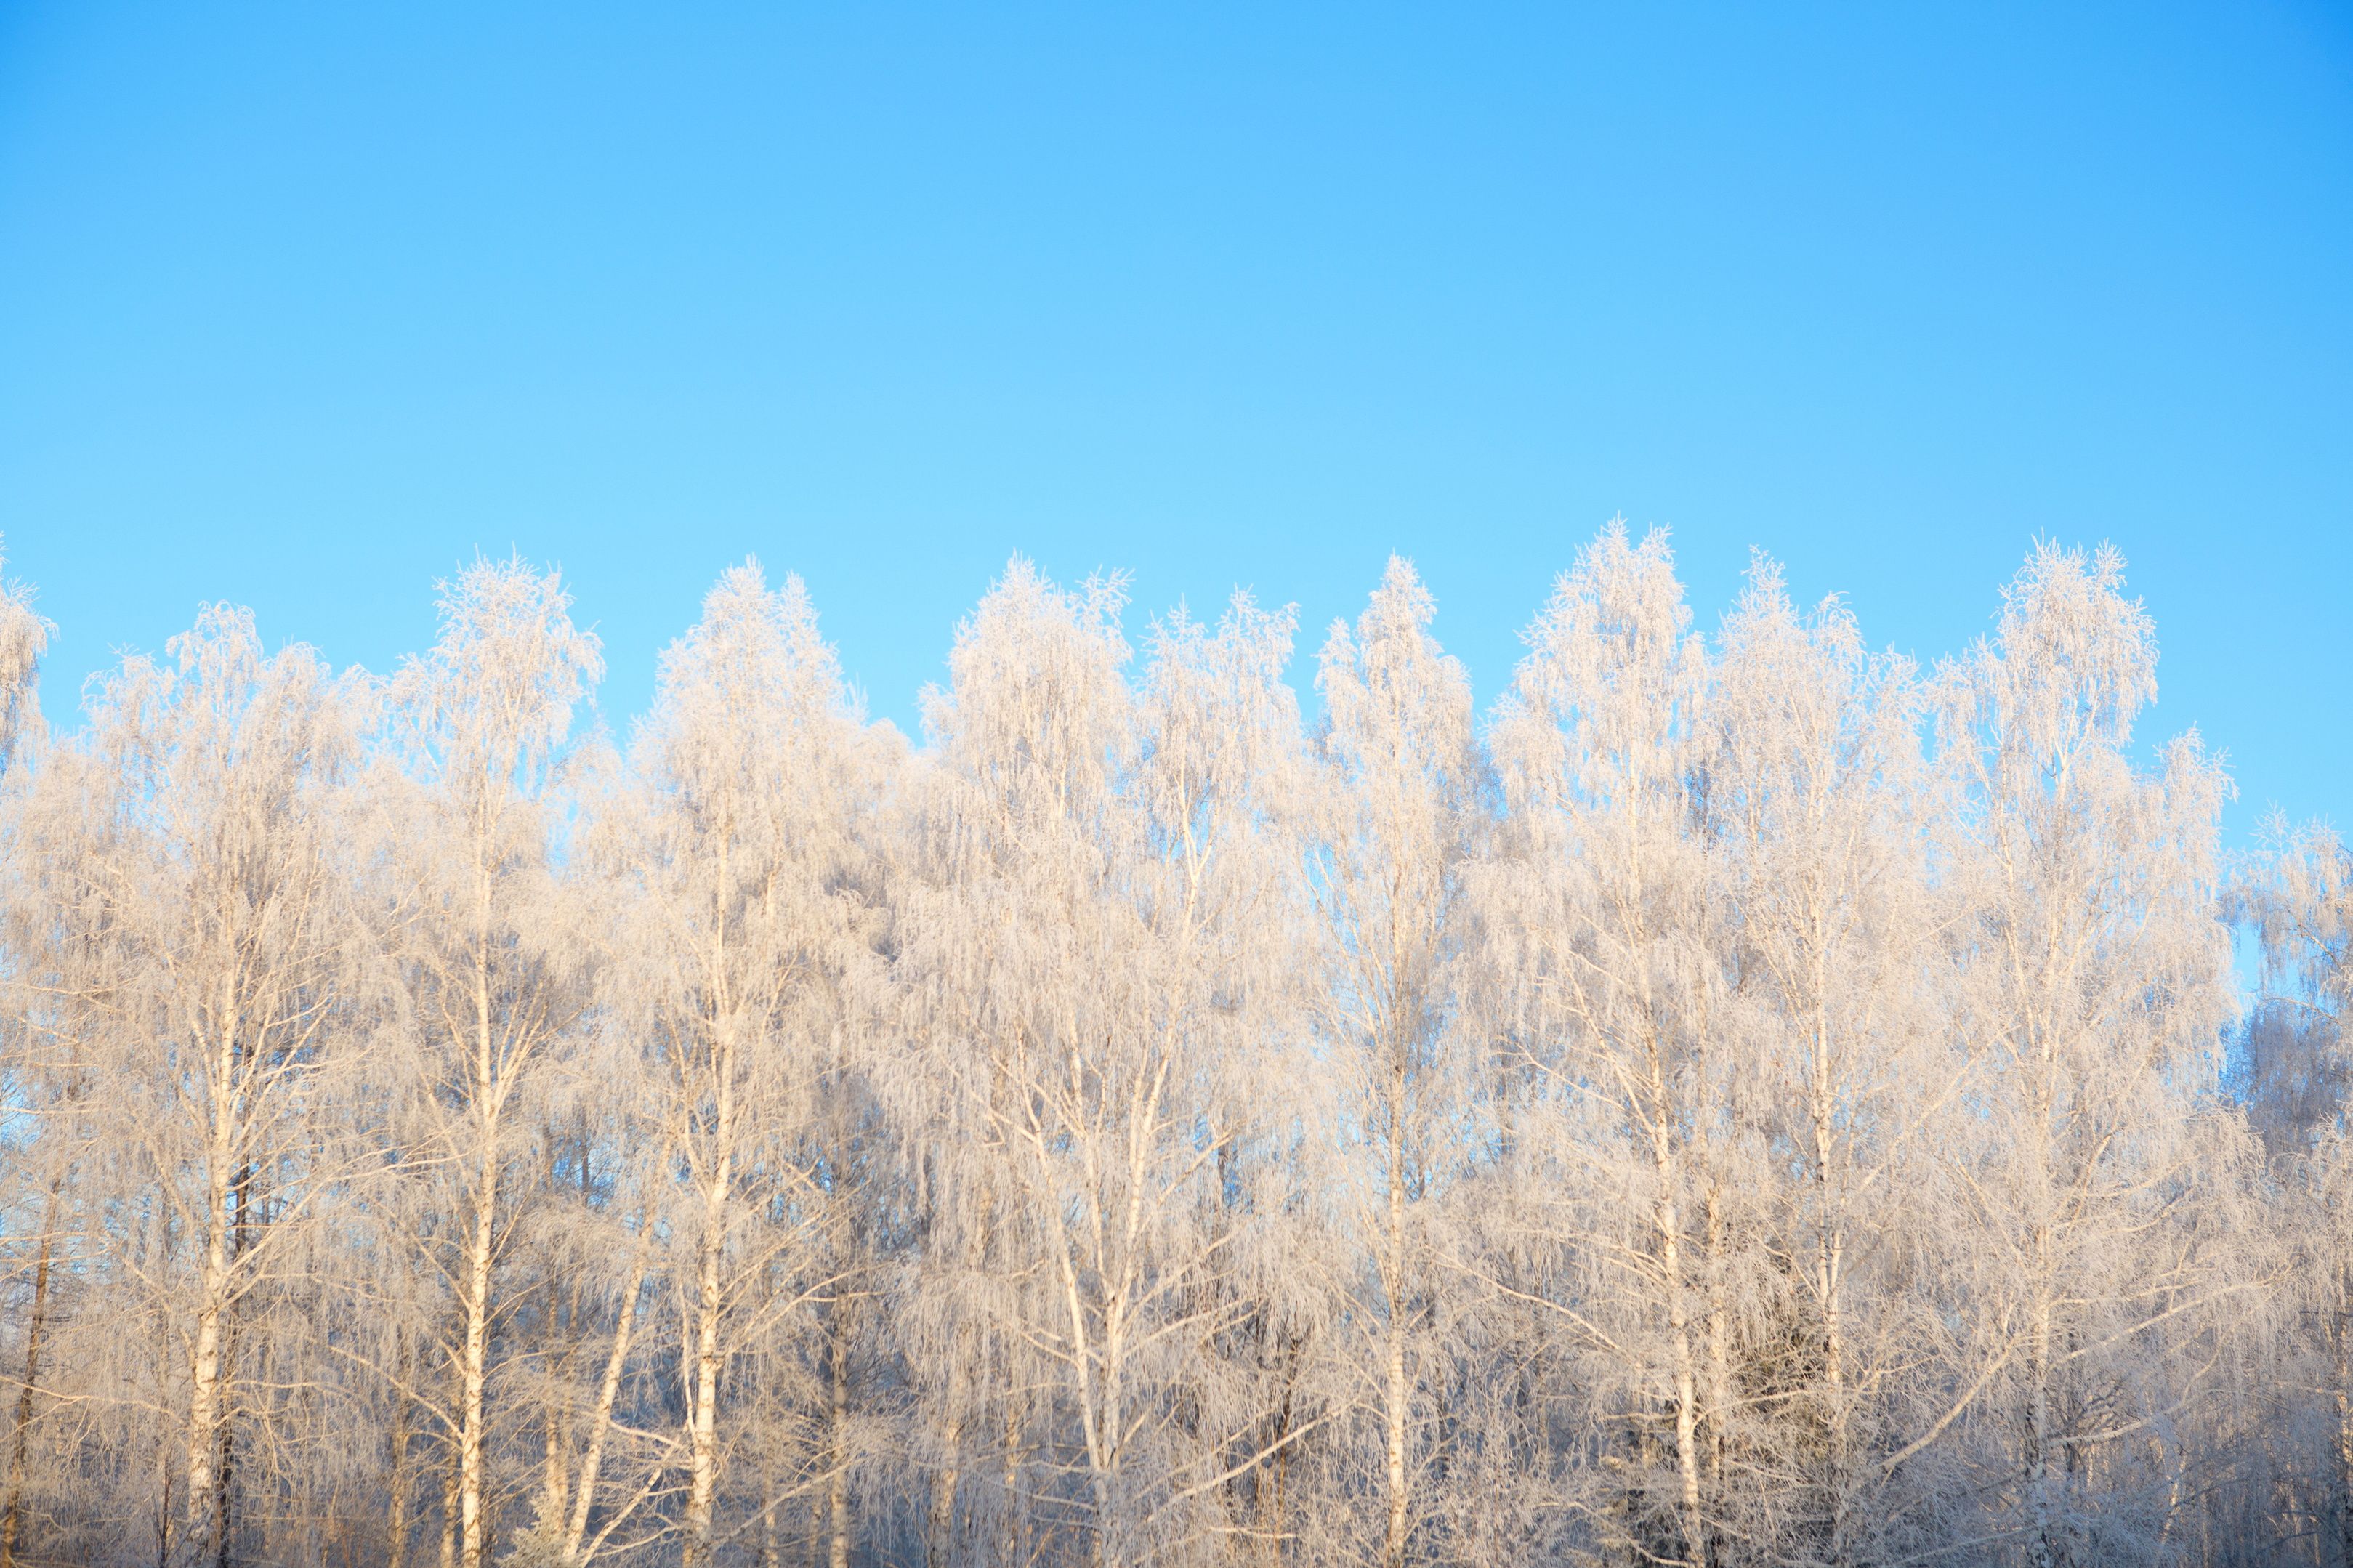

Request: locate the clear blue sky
(2, 3), (2348, 838)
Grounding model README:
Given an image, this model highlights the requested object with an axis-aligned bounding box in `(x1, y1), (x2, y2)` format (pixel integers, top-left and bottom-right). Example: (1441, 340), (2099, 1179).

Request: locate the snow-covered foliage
(0, 531), (2338, 1568)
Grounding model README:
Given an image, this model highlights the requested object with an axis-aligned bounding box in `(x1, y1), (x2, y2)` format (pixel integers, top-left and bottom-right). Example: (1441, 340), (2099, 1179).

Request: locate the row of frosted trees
(0, 527), (2347, 1568)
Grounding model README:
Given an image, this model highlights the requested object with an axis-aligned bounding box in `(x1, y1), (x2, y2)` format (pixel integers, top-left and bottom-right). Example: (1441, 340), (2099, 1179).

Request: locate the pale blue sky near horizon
(2, 3), (2349, 841)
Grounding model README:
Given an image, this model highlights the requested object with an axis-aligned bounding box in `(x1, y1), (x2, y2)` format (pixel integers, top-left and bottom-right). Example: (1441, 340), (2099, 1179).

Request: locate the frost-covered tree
(892, 563), (1324, 1568)
(366, 558), (604, 1568)
(137, 616), (346, 1554)
(2235, 818), (2353, 1566)
(0, 548), (60, 1568)
(1480, 524), (1734, 1566)
(5, 604), (360, 1566)
(1706, 557), (1960, 1564)
(601, 561), (892, 1568)
(1309, 557), (1485, 1568)
(0, 544), (49, 773)
(889, 560), (1144, 1567)
(1936, 542), (2253, 1567)
(1122, 592), (1325, 1566)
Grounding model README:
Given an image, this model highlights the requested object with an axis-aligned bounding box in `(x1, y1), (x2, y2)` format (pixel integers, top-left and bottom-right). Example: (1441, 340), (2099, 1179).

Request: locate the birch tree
(892, 560), (1144, 1568)
(1310, 557), (1485, 1568)
(371, 558), (603, 1568)
(1938, 541), (2250, 1567)
(1482, 523), (1730, 1565)
(1707, 557), (1961, 1563)
(2234, 819), (2353, 1567)
(604, 561), (891, 1567)
(0, 546), (47, 772)
(33, 606), (362, 1566)
(0, 549), (59, 1568)
(1125, 592), (1325, 1565)
(895, 564), (1322, 1568)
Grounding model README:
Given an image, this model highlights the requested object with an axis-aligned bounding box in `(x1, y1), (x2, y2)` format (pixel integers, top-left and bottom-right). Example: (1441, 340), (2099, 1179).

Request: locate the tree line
(0, 525), (2345, 1568)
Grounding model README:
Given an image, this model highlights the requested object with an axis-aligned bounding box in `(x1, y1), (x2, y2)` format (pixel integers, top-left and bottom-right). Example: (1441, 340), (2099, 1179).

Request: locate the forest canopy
(0, 525), (2345, 1568)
